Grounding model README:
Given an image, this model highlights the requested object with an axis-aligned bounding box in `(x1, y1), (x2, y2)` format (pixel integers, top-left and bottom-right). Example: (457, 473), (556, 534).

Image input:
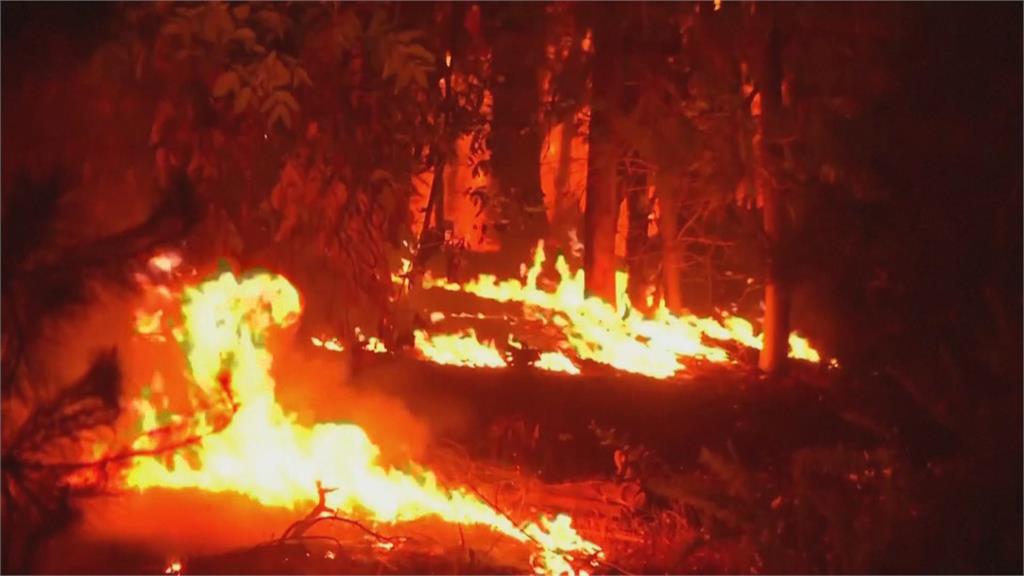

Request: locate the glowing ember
(311, 336), (345, 352)
(149, 250), (182, 274)
(135, 309), (165, 340)
(164, 560), (182, 575)
(124, 270), (601, 575)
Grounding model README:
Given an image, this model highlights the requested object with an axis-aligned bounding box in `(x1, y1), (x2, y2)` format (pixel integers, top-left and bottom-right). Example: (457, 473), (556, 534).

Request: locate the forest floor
(32, 352), (951, 575)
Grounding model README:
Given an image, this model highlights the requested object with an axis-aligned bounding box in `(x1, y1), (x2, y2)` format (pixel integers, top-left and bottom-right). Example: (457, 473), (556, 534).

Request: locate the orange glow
(413, 328), (506, 368)
(135, 309), (165, 340)
(149, 250), (182, 274)
(123, 270), (601, 575)
(422, 241), (822, 378)
(316, 240), (823, 378)
(535, 351), (581, 375)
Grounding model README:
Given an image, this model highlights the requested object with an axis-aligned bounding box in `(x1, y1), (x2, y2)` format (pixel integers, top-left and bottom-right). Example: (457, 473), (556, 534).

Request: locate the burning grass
(310, 241), (823, 379)
(93, 266), (606, 575)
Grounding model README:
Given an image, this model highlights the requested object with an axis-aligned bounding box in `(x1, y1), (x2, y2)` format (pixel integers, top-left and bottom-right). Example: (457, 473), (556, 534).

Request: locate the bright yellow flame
(535, 352), (581, 375)
(135, 309), (165, 340)
(423, 241), (821, 379)
(149, 251), (182, 273)
(414, 329), (507, 368)
(311, 336), (345, 352)
(124, 270), (600, 575)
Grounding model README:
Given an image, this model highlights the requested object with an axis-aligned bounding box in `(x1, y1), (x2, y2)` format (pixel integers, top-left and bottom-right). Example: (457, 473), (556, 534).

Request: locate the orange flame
(422, 241), (821, 378)
(149, 251), (182, 274)
(318, 242), (821, 378)
(125, 270), (601, 575)
(414, 329), (507, 368)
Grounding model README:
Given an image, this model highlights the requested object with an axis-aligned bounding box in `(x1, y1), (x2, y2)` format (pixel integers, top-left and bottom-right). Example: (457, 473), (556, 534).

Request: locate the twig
(467, 484), (543, 549)
(280, 514), (399, 546)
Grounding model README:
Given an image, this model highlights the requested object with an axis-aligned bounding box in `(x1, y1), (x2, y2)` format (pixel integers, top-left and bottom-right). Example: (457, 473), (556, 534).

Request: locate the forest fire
(316, 241), (821, 379)
(3, 1), (1019, 574)
(123, 268), (602, 575)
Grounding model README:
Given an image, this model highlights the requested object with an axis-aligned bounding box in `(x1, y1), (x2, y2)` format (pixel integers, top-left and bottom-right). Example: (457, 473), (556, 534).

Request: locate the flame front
(421, 241), (820, 378)
(326, 242), (821, 378)
(125, 270), (601, 575)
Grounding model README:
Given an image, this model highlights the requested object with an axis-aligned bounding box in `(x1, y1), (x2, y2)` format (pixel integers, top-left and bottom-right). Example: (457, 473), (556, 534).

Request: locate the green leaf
(337, 10), (361, 44)
(161, 20), (187, 39)
(233, 86), (253, 115)
(266, 54), (291, 87)
(176, 6), (204, 18)
(229, 27), (257, 47)
(395, 29), (425, 43)
(267, 104), (291, 131)
(156, 409), (173, 427)
(182, 446), (203, 470)
(231, 4), (251, 20)
(411, 66), (427, 90)
(260, 91), (277, 113)
(212, 70), (240, 98)
(273, 90), (300, 112)
(396, 65), (411, 92)
(293, 67), (313, 88)
(255, 9), (287, 39)
(370, 169), (394, 186)
(201, 4), (235, 43)
(402, 43), (436, 65)
(366, 9), (388, 37)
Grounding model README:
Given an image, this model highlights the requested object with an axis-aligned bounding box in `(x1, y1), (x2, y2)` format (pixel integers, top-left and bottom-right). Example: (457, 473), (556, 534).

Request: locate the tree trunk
(756, 22), (791, 375)
(625, 159), (651, 311)
(416, 3), (462, 265)
(555, 121), (576, 204)
(657, 171), (684, 313)
(550, 118), (578, 241)
(488, 3), (547, 258)
(583, 14), (621, 306)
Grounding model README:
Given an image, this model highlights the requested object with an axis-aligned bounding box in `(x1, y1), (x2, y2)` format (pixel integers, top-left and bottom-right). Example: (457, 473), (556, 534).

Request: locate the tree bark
(583, 13), (621, 306)
(625, 158), (651, 311)
(657, 171), (684, 313)
(551, 118), (578, 241)
(756, 22), (791, 375)
(488, 3), (547, 257)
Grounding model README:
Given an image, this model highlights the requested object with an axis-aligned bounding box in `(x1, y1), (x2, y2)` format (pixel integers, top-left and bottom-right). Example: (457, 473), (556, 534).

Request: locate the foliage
(1, 351), (122, 574)
(593, 421), (919, 574)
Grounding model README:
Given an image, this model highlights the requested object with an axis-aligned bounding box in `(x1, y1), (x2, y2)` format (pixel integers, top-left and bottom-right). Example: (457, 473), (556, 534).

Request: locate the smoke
(268, 328), (437, 467)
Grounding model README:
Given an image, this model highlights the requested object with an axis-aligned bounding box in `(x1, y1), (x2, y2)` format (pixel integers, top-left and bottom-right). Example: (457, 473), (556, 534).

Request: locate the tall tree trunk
(656, 171), (684, 313)
(583, 13), (621, 305)
(554, 121), (576, 203)
(550, 119), (578, 241)
(488, 3), (546, 258)
(416, 3), (462, 266)
(756, 22), (791, 375)
(625, 158), (652, 311)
